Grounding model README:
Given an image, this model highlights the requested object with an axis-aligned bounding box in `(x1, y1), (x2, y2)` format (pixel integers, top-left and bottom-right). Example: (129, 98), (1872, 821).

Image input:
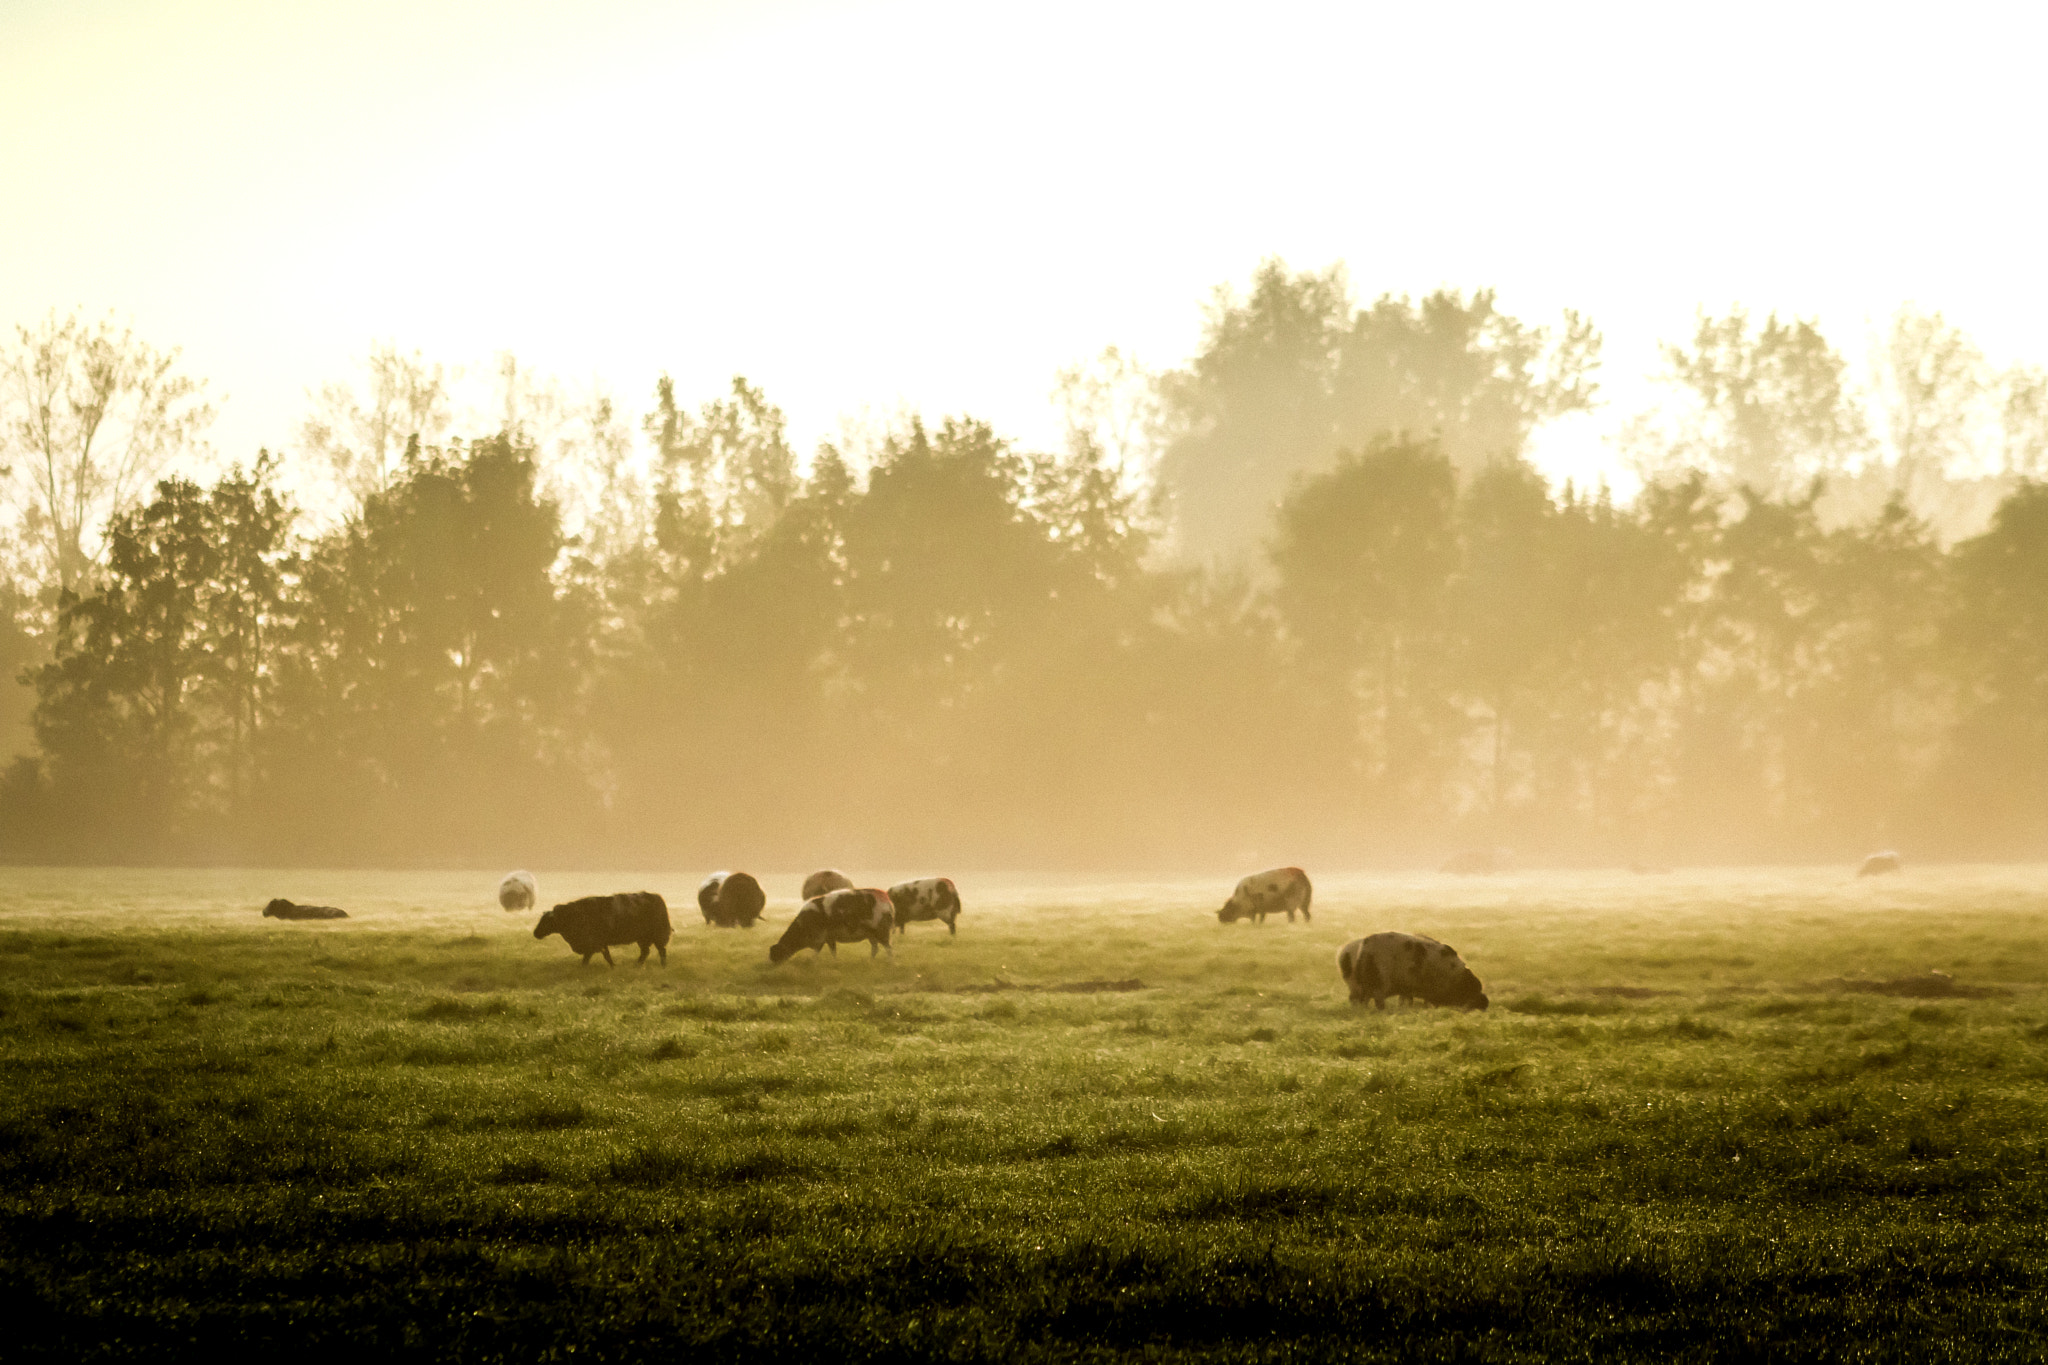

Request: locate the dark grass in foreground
(3, 873), (2048, 1360)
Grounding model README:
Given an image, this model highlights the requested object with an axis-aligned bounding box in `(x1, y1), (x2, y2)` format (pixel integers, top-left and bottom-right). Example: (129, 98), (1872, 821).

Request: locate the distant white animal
(1858, 851), (1903, 877)
(499, 870), (538, 912)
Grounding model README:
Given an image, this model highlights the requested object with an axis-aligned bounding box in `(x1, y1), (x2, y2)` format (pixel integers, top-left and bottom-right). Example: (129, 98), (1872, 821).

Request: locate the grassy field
(3, 865), (2048, 1361)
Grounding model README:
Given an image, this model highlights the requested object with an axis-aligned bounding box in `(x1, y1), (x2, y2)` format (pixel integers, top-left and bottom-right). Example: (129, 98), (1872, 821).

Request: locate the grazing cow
(802, 869), (855, 901)
(698, 871), (768, 928)
(769, 887), (894, 964)
(533, 892), (672, 967)
(1337, 932), (1488, 1011)
(498, 870), (538, 912)
(888, 877), (962, 937)
(1218, 867), (1312, 924)
(262, 898), (348, 920)
(1858, 851), (1903, 877)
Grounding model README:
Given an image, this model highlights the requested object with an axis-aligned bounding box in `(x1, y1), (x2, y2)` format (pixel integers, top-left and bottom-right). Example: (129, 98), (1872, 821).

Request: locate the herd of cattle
(262, 852), (1910, 1008)
(491, 864), (1488, 1009)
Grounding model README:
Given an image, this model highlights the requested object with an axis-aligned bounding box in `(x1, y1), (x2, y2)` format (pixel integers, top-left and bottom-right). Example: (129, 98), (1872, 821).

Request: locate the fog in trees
(1, 269), (2044, 868)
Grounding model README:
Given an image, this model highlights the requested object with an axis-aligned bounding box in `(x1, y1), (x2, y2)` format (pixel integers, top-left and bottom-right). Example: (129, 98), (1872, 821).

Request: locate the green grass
(2, 865), (2047, 1360)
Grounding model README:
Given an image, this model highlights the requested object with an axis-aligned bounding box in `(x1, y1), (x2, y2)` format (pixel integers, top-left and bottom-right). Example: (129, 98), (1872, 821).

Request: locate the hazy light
(3, 0), (2044, 487)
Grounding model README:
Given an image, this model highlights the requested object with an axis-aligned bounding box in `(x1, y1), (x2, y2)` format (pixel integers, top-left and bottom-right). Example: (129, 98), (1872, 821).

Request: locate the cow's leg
(827, 940), (837, 956)
(636, 942), (651, 965)
(581, 951), (595, 966)
(602, 946), (616, 967)
(657, 941), (668, 965)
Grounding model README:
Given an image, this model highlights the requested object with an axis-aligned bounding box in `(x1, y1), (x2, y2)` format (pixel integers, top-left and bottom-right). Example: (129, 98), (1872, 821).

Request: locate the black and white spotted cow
(1337, 932), (1488, 1011)
(887, 877), (962, 937)
(768, 887), (894, 964)
(698, 871), (768, 927)
(802, 869), (855, 901)
(1218, 867), (1312, 924)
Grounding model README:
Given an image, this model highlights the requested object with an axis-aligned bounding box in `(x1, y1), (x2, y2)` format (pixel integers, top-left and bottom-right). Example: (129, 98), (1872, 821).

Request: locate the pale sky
(4, 0), (2044, 492)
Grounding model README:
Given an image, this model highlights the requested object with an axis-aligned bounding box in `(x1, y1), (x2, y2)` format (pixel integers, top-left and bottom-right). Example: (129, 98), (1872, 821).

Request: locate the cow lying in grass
(888, 877), (962, 936)
(534, 892), (672, 966)
(1218, 867), (1312, 924)
(1337, 932), (1488, 1010)
(262, 899), (348, 920)
(698, 871), (768, 927)
(769, 887), (894, 964)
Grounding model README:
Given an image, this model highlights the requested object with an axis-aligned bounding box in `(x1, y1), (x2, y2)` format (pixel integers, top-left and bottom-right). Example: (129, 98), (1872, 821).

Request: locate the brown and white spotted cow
(802, 869), (855, 901)
(887, 877), (962, 937)
(1218, 867), (1312, 924)
(1337, 932), (1488, 1010)
(768, 887), (895, 964)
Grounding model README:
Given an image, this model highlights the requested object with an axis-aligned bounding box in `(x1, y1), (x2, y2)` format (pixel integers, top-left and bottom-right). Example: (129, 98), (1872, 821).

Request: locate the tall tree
(271, 433), (585, 859)
(299, 343), (452, 509)
(1333, 290), (1599, 477)
(1272, 436), (1461, 821)
(1158, 261), (1596, 566)
(1935, 480), (2048, 852)
(1638, 309), (1867, 497)
(0, 310), (215, 594)
(27, 463), (293, 855)
(646, 375), (797, 559)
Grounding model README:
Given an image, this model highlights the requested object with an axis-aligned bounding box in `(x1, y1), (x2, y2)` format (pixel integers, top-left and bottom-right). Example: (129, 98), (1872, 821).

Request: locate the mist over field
(1, 269), (2045, 870)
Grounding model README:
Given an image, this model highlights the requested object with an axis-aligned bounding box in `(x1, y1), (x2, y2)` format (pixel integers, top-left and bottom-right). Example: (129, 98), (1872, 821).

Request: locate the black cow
(534, 892), (672, 966)
(888, 877), (962, 937)
(698, 871), (768, 928)
(1337, 932), (1488, 1011)
(262, 898), (348, 920)
(768, 888), (894, 964)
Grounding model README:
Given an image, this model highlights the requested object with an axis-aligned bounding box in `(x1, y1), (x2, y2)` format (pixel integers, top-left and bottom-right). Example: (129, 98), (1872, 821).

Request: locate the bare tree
(1054, 345), (1164, 482)
(299, 343), (451, 508)
(1637, 309), (1868, 497)
(1998, 363), (2048, 479)
(0, 310), (215, 594)
(1879, 306), (1989, 500)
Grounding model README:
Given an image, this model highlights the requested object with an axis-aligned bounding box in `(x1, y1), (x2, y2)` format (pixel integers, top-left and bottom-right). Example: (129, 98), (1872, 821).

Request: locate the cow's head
(1441, 970), (1489, 1010)
(533, 909), (560, 941)
(262, 898), (290, 918)
(1218, 899), (1244, 923)
(769, 910), (819, 965)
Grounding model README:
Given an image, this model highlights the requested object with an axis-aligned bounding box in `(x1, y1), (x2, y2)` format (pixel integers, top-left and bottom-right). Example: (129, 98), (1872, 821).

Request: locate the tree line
(1, 266), (2043, 867)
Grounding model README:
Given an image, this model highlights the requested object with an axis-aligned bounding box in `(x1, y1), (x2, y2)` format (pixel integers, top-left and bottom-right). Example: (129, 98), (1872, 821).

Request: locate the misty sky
(3, 0), (2042, 488)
